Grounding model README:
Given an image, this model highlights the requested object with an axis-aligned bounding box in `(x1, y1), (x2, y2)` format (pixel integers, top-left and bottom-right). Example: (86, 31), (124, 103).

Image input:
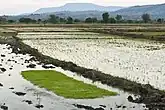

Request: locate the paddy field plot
(18, 30), (165, 91)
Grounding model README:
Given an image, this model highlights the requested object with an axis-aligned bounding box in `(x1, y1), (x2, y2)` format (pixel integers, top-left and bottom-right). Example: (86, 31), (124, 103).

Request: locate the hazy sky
(1, 0), (165, 15)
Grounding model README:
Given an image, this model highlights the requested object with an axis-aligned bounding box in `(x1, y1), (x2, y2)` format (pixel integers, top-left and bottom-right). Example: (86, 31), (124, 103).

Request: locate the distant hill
(34, 3), (124, 14)
(6, 3), (165, 21)
(112, 3), (165, 20)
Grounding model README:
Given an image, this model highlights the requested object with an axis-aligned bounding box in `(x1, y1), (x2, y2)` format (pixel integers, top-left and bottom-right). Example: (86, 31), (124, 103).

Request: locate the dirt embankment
(0, 35), (165, 110)
(85, 29), (165, 41)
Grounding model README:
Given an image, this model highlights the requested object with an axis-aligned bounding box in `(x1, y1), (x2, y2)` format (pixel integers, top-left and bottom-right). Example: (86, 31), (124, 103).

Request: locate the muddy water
(23, 37), (165, 90)
(0, 44), (146, 110)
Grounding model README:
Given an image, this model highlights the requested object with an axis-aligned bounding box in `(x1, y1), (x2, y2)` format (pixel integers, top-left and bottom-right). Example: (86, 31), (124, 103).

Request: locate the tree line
(0, 12), (164, 24)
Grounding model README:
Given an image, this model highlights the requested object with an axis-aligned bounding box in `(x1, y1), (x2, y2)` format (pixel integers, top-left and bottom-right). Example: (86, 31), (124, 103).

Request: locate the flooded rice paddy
(19, 31), (165, 91)
(0, 44), (146, 110)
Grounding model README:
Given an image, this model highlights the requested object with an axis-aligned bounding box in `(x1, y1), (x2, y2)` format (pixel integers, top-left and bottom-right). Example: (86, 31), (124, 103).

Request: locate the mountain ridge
(34, 3), (124, 14)
(5, 3), (165, 21)
(112, 3), (165, 19)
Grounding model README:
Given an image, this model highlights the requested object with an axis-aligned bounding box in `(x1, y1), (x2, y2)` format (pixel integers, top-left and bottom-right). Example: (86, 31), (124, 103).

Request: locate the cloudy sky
(1, 0), (165, 15)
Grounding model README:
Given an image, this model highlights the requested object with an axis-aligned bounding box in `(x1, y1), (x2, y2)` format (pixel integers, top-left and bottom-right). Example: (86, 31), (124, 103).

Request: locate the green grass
(21, 70), (117, 99)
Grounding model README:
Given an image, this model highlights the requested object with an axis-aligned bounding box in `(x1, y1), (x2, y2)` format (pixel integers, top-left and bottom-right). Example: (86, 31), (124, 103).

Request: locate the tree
(66, 17), (73, 24)
(31, 19), (37, 23)
(74, 19), (81, 23)
(19, 18), (34, 24)
(157, 18), (164, 23)
(48, 15), (59, 24)
(109, 18), (117, 23)
(115, 15), (122, 22)
(142, 13), (151, 23)
(59, 18), (66, 23)
(8, 20), (15, 23)
(37, 19), (42, 23)
(102, 12), (109, 23)
(127, 20), (134, 23)
(85, 17), (97, 23)
(85, 17), (93, 23)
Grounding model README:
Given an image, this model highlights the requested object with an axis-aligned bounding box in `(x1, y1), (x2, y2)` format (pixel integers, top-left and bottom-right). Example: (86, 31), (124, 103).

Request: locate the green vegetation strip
(21, 70), (117, 99)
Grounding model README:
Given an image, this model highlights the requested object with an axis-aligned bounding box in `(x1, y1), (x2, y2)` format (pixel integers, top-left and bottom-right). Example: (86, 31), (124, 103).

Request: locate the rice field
(19, 29), (165, 91)
(1, 24), (165, 109)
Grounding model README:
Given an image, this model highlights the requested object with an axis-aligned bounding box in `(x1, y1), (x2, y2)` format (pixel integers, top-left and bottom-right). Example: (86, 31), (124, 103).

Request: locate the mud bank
(1, 36), (165, 109)
(86, 29), (165, 41)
